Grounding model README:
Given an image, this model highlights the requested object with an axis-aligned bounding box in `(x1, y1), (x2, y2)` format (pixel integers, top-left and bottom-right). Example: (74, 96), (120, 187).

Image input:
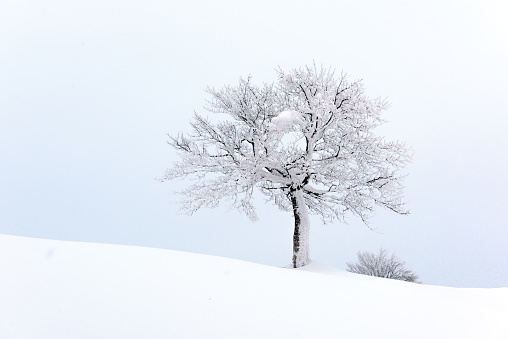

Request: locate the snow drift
(1, 234), (507, 338)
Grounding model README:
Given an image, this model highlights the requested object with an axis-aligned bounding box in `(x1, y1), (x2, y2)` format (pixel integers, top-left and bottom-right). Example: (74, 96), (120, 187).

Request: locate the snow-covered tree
(347, 249), (420, 283)
(162, 65), (411, 268)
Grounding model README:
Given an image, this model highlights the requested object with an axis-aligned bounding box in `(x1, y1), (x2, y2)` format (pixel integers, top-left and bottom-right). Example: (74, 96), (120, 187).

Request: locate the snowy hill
(1, 235), (507, 338)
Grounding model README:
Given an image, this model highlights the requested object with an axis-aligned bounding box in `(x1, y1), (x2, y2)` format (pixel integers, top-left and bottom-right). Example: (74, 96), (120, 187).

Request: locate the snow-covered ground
(1, 234), (507, 339)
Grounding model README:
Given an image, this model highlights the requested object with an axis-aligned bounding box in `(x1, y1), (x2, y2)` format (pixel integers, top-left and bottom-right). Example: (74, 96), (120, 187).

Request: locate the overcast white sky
(1, 0), (507, 287)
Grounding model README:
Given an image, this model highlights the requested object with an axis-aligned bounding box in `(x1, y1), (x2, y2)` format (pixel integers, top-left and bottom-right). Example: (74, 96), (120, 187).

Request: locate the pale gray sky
(1, 0), (507, 287)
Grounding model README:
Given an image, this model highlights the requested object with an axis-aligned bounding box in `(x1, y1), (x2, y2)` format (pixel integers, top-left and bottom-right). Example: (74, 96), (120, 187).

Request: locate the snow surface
(1, 234), (507, 339)
(270, 110), (304, 130)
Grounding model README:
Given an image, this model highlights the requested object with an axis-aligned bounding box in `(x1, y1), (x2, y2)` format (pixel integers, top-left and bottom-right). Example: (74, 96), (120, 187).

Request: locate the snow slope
(1, 234), (507, 339)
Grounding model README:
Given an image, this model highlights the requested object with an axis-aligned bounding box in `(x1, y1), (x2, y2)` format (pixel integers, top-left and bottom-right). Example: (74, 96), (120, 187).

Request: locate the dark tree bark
(290, 189), (310, 268)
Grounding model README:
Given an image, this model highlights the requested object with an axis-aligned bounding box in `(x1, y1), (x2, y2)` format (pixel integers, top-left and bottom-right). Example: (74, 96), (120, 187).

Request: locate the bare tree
(162, 64), (412, 268)
(347, 248), (420, 283)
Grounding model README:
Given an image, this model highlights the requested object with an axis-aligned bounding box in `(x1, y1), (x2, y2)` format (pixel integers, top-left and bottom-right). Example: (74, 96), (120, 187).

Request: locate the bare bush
(347, 249), (420, 283)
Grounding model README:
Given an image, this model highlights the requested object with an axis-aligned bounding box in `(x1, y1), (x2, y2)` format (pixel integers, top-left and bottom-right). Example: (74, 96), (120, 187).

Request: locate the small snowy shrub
(347, 249), (420, 283)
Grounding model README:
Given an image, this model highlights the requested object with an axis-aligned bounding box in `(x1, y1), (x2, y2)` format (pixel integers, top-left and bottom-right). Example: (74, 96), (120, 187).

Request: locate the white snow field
(1, 234), (507, 339)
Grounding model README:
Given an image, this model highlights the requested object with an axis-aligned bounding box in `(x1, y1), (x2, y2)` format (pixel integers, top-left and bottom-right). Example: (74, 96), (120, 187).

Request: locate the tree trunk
(290, 188), (310, 268)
